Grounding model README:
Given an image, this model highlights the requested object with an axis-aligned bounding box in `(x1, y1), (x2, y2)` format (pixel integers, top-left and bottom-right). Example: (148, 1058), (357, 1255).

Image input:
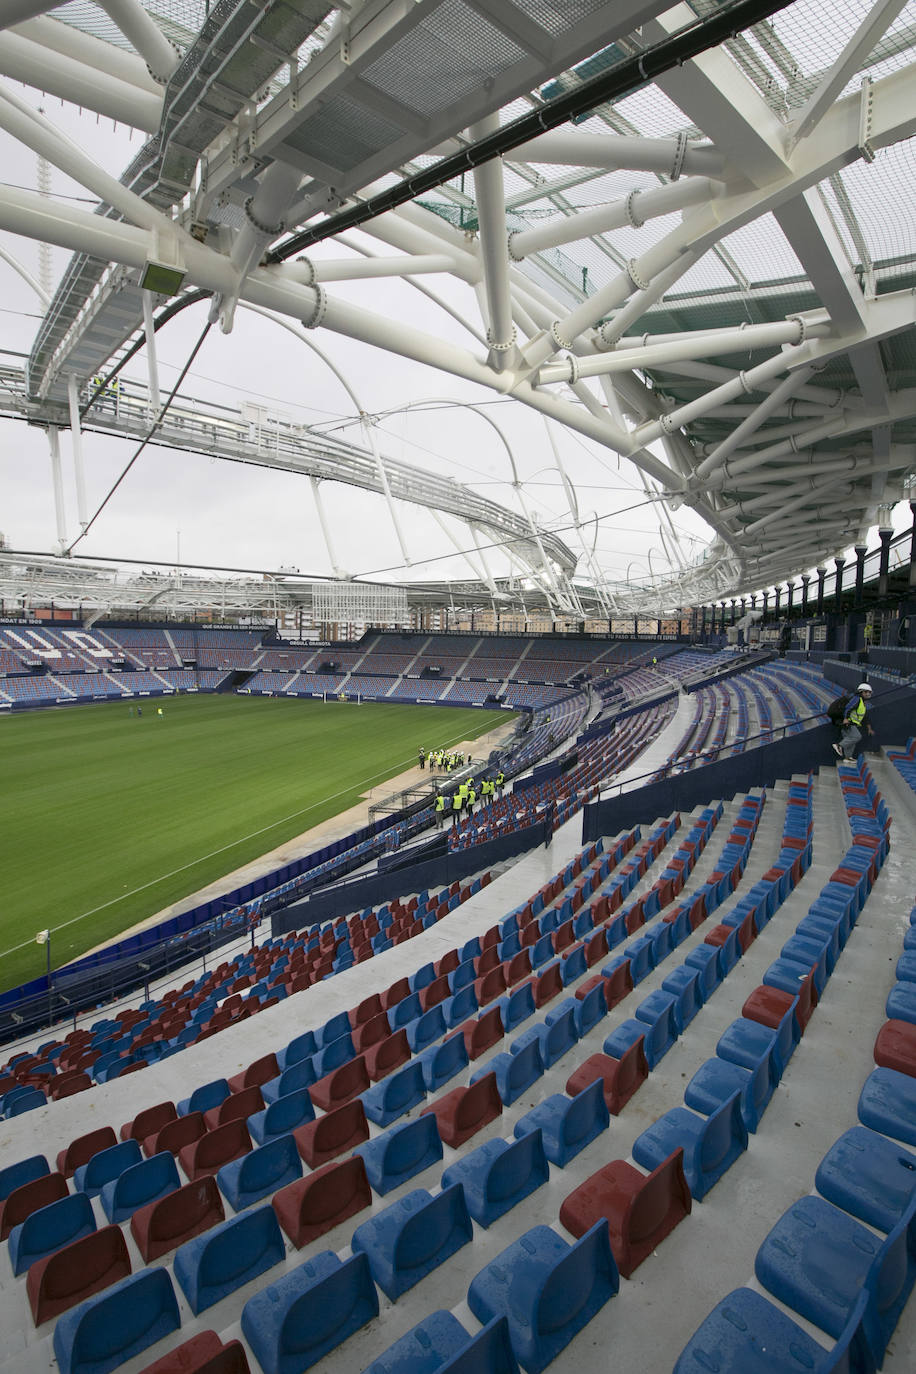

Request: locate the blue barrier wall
(272, 819), (550, 935)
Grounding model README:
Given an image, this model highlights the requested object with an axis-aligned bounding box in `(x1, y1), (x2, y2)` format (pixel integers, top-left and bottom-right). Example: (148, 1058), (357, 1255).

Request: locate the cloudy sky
(0, 87), (909, 598)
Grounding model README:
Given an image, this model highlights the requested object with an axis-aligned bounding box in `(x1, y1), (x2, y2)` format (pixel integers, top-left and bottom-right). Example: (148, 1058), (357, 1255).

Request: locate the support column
(785, 581), (794, 616)
(761, 590), (769, 621)
(700, 604), (707, 637)
(877, 523), (893, 597)
(909, 501), (916, 591)
(774, 585), (782, 616)
(853, 544), (867, 607)
(800, 574), (810, 614)
(834, 555), (846, 610)
(66, 374), (88, 531)
(816, 566), (827, 615)
(47, 425), (67, 554)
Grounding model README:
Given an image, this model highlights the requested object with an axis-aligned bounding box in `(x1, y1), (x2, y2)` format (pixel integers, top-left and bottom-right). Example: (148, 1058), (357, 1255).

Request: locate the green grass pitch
(0, 694), (513, 994)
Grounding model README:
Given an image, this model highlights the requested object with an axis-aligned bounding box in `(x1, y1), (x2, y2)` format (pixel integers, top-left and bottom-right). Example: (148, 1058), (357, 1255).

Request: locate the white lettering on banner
(64, 630), (111, 658)
(5, 628), (61, 659)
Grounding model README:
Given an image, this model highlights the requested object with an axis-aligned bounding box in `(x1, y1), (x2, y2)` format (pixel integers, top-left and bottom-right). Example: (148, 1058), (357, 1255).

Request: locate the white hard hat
(856, 682), (873, 694)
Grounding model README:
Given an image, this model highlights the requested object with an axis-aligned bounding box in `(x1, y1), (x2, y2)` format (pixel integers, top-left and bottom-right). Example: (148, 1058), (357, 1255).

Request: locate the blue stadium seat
(74, 1139), (143, 1198)
(248, 1087), (315, 1145)
(814, 1125), (916, 1233)
(364, 1311), (519, 1374)
(217, 1133), (302, 1212)
(406, 1005), (446, 1054)
(416, 1034), (469, 1092)
(441, 985), (479, 1029)
(496, 982), (536, 1033)
(467, 1222), (618, 1374)
(8, 1191), (96, 1276)
(441, 1130), (549, 1228)
(673, 1286), (872, 1374)
(573, 981), (607, 1037)
(514, 1080), (609, 1166)
(511, 1004), (577, 1069)
(261, 1057), (316, 1104)
(241, 1250), (378, 1374)
(351, 1184), (473, 1299)
(661, 966), (704, 1031)
(754, 1193), (916, 1368)
(99, 1150), (180, 1223)
(0, 1152), (49, 1200)
(632, 1092), (748, 1200)
(354, 1114), (443, 1195)
(178, 1078), (230, 1118)
(173, 1204), (285, 1314)
(362, 1061), (427, 1127)
(277, 1030), (316, 1072)
(312, 1032), (355, 1078)
(858, 1067), (916, 1146)
(684, 1052), (777, 1134)
(52, 1267), (181, 1374)
(471, 1039), (544, 1107)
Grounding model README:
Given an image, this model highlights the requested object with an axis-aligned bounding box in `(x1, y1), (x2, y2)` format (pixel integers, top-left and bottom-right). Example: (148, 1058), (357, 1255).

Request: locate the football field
(0, 694), (512, 994)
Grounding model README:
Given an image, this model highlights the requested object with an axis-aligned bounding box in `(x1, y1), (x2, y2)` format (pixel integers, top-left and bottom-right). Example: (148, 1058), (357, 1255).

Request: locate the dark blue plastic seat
(632, 1092), (747, 1200)
(574, 981), (608, 1037)
(858, 1067), (916, 1146)
(8, 1190), (97, 1276)
(178, 1077), (230, 1118)
(661, 966), (704, 1031)
(316, 1009), (352, 1047)
(241, 1249), (378, 1374)
(277, 1029), (316, 1071)
(442, 984), (479, 1028)
(684, 1051), (777, 1134)
(441, 1129), (549, 1228)
(473, 1039), (544, 1107)
(261, 1056), (316, 1104)
(74, 1139), (143, 1198)
(673, 1286), (872, 1374)
(100, 1150), (179, 1224)
(217, 1132), (302, 1212)
(354, 1114), (443, 1195)
(0, 1152), (48, 1200)
(684, 944), (722, 997)
(173, 1203), (285, 1313)
(815, 1125), (916, 1233)
(514, 1080), (609, 1166)
(52, 1267), (181, 1374)
(351, 1184), (473, 1299)
(497, 982), (536, 1033)
(406, 1004), (446, 1054)
(312, 1031), (355, 1078)
(717, 1007), (798, 1080)
(467, 1221), (618, 1374)
(755, 1193), (916, 1368)
(416, 1034), (469, 1091)
(248, 1087), (315, 1145)
(511, 1004), (577, 1069)
(362, 1061), (426, 1126)
(389, 991), (422, 1031)
(364, 1311), (519, 1374)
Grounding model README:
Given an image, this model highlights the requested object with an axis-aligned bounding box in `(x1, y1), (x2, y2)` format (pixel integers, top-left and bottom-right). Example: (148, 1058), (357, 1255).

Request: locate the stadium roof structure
(0, 0), (915, 618)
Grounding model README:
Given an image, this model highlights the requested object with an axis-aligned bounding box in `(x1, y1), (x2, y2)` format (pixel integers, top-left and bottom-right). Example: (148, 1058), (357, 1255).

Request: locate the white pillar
(66, 374), (88, 530)
(47, 425), (67, 554)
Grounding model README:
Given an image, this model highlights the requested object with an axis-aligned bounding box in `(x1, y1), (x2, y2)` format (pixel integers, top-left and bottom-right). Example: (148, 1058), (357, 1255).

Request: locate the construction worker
(418, 746), (426, 770)
(452, 791), (463, 825)
(434, 793), (445, 827)
(467, 783), (476, 814)
(496, 770), (505, 794)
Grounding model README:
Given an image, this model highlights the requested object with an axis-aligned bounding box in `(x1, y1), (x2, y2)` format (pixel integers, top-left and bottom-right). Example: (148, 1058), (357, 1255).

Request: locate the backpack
(826, 694), (849, 726)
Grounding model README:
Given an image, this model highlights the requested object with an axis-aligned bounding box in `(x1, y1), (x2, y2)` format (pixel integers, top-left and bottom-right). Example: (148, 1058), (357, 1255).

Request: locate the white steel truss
(0, 0), (913, 616)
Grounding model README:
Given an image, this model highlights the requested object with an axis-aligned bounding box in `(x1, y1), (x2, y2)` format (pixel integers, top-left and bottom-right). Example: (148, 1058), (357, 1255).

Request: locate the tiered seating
(888, 738), (916, 796)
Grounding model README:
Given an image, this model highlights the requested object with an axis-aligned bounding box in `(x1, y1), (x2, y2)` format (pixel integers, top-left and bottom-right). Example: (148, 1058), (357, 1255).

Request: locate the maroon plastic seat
(294, 1098), (370, 1170)
(474, 946), (502, 978)
(874, 1019), (916, 1078)
(420, 974), (451, 1011)
(742, 984), (797, 1030)
(474, 965), (507, 1007)
(350, 993), (383, 1028)
(178, 1119), (252, 1182)
(138, 1330), (251, 1373)
(309, 1054), (371, 1113)
(435, 949), (460, 978)
(364, 1030), (411, 1083)
(121, 1100), (178, 1143)
(0, 1171), (69, 1240)
(625, 902), (645, 935)
(48, 1072), (91, 1101)
(584, 929), (608, 967)
(382, 978), (410, 1010)
(422, 1071), (502, 1148)
(27, 1224), (131, 1326)
(203, 1084), (264, 1131)
(458, 1006), (504, 1061)
(352, 1011), (391, 1054)
(566, 1043), (648, 1116)
(56, 1126), (118, 1180)
(227, 1052), (279, 1095)
(131, 1175), (225, 1263)
(272, 1156), (371, 1249)
(552, 920), (575, 954)
(144, 1110), (206, 1159)
(505, 950), (532, 986)
(560, 1148), (691, 1278)
(530, 961), (563, 1009)
(688, 893), (707, 930)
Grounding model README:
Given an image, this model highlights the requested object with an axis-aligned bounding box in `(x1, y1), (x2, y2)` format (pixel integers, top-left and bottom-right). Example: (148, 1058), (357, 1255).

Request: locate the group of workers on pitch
(433, 770), (506, 827)
(418, 747), (469, 772)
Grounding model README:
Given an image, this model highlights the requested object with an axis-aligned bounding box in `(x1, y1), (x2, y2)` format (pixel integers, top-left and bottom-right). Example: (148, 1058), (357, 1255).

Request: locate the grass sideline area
(0, 694), (513, 994)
